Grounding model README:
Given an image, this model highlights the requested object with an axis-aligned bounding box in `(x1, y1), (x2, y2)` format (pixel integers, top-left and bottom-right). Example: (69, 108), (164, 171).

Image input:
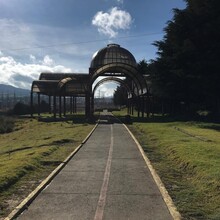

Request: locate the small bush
(13, 102), (31, 115)
(0, 116), (15, 134)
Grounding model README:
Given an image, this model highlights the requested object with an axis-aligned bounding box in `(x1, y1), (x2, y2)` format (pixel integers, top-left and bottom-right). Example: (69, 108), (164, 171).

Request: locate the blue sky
(0, 0), (186, 95)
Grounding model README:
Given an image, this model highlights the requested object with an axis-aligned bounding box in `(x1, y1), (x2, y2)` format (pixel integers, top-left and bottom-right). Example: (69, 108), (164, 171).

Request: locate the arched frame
(30, 44), (150, 119)
(92, 76), (134, 98)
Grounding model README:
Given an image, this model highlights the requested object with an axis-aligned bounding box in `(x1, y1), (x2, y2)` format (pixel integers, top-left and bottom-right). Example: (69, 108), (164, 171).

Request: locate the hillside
(0, 84), (30, 96)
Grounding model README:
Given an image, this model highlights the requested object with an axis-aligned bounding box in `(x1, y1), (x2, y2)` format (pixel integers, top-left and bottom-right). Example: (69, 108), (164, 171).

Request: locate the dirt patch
(51, 139), (75, 145)
(0, 179), (41, 219)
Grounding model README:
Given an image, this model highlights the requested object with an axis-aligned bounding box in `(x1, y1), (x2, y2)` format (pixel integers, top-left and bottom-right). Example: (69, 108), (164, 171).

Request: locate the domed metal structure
(90, 44), (137, 69)
(30, 43), (149, 119)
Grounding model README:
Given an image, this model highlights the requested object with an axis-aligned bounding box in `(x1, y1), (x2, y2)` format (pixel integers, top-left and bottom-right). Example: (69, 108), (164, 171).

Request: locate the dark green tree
(113, 85), (127, 106)
(13, 102), (31, 115)
(151, 0), (220, 117)
(137, 59), (149, 75)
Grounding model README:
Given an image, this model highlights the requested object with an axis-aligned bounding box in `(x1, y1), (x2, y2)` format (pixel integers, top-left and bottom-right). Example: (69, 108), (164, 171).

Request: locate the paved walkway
(18, 113), (173, 220)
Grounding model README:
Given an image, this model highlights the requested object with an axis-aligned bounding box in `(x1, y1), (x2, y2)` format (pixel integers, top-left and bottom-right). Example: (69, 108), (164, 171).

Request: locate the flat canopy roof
(32, 73), (89, 96)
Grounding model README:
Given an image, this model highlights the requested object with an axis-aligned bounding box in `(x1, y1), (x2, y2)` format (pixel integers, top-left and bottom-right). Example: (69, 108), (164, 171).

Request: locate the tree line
(114, 0), (220, 120)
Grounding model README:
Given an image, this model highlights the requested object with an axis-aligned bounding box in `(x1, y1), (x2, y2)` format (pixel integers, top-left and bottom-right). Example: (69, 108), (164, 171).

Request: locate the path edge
(4, 122), (99, 220)
(123, 124), (182, 220)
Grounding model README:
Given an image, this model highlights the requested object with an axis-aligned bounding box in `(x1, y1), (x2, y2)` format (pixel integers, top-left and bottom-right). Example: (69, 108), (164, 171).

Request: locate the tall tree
(137, 59), (149, 75)
(113, 85), (127, 106)
(151, 0), (220, 116)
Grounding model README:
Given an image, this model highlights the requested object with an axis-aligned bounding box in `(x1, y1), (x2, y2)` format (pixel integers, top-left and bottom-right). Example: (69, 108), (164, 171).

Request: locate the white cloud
(92, 7), (132, 38)
(29, 54), (36, 63)
(0, 54), (72, 89)
(0, 18), (100, 72)
(41, 55), (54, 66)
(94, 83), (117, 97)
(0, 56), (16, 65)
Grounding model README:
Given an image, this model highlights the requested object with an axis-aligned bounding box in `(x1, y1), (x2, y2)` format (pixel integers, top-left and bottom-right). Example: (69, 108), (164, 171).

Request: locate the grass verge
(113, 110), (220, 220)
(0, 115), (94, 218)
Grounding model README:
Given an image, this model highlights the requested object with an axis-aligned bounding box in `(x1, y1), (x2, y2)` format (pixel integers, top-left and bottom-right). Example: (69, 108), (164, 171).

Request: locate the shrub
(0, 116), (15, 133)
(13, 102), (31, 115)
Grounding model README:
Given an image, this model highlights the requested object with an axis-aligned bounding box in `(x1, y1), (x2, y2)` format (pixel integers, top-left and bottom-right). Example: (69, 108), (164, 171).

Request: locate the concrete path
(18, 113), (173, 220)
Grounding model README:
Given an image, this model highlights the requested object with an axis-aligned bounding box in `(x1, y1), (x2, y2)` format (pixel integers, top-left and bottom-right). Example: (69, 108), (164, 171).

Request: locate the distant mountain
(0, 84), (30, 96)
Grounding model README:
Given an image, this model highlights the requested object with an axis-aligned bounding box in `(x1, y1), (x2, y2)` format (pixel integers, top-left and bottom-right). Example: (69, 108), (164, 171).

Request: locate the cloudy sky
(0, 0), (186, 96)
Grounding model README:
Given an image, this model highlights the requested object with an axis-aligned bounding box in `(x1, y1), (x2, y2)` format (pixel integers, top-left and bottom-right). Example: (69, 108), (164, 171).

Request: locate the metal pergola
(30, 44), (150, 118)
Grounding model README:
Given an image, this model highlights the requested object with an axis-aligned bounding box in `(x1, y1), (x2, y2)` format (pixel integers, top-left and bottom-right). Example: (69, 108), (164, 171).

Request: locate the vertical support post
(91, 96), (94, 116)
(85, 93), (90, 118)
(73, 96), (75, 113)
(53, 95), (56, 118)
(131, 98), (134, 115)
(49, 95), (51, 114)
(127, 99), (129, 115)
(63, 96), (66, 116)
(141, 96), (144, 118)
(38, 93), (41, 116)
(152, 96), (154, 117)
(70, 96), (73, 114)
(146, 95), (150, 118)
(129, 102), (131, 115)
(74, 97), (77, 113)
(30, 91), (33, 117)
(137, 97), (140, 118)
(144, 96), (146, 118)
(59, 95), (62, 118)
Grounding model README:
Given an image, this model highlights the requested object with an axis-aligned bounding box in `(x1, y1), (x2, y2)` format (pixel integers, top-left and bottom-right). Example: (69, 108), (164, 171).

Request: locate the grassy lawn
(113, 110), (220, 220)
(0, 114), (94, 218)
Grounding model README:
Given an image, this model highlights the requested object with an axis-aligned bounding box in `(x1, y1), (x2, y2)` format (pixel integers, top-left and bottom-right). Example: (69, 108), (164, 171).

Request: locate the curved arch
(92, 77), (134, 98)
(90, 63), (147, 96)
(57, 77), (87, 96)
(57, 77), (76, 90)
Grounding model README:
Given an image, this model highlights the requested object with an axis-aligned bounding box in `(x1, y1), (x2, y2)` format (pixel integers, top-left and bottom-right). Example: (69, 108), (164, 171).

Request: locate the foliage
(113, 85), (128, 106)
(37, 100), (50, 113)
(12, 102), (31, 115)
(150, 0), (220, 117)
(12, 100), (50, 115)
(137, 59), (149, 76)
(0, 116), (15, 133)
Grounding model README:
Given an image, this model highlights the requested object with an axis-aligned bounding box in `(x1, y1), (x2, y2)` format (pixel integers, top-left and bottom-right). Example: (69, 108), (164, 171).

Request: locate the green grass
(113, 110), (220, 220)
(0, 115), (94, 218)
